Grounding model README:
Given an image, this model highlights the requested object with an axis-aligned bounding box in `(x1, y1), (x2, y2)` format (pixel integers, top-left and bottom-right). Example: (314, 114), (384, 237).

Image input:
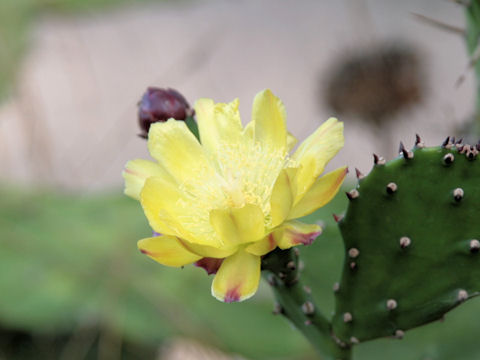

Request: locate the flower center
(177, 140), (294, 245)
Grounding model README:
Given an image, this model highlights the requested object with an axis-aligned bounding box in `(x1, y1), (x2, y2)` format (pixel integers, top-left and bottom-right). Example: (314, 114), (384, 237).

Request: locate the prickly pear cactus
(332, 136), (480, 346)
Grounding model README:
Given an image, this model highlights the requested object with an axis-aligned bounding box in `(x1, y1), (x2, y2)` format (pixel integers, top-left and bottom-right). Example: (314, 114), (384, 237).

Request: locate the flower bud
(138, 87), (193, 138)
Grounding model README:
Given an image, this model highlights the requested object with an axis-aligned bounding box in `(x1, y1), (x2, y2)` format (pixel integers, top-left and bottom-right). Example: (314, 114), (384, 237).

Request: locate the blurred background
(1, 0), (480, 359)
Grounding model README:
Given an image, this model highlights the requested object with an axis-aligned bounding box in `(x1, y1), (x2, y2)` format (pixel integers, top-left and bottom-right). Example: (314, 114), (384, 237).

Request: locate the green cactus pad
(332, 139), (480, 346)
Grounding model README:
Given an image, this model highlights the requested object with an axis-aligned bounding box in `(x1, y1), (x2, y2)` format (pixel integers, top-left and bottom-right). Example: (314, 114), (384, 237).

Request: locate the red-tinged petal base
(211, 250), (261, 303)
(275, 220), (322, 249)
(287, 229), (321, 246)
(195, 257), (224, 275)
(224, 287), (241, 303)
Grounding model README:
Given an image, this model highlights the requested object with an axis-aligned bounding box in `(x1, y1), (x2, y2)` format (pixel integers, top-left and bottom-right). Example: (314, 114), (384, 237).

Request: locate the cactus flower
(123, 89), (346, 302)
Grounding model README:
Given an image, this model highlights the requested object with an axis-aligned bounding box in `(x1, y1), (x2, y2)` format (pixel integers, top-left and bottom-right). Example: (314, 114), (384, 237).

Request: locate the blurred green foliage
(0, 0), (156, 99)
(1, 183), (480, 359)
(0, 184), (310, 359)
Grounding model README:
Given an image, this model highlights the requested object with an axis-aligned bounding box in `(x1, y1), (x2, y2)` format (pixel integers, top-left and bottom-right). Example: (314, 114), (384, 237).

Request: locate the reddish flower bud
(138, 87), (194, 138)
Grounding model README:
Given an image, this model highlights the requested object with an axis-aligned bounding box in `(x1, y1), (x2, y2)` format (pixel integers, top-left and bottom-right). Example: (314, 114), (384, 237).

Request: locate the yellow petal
(288, 166), (348, 219)
(179, 239), (238, 259)
(252, 89), (287, 151)
(195, 98), (243, 156)
(274, 220), (322, 249)
(212, 250), (261, 302)
(292, 155), (316, 201)
(245, 234), (276, 256)
(210, 204), (265, 246)
(138, 235), (201, 267)
(243, 120), (255, 139)
(286, 131), (298, 152)
(270, 167), (298, 228)
(292, 117), (344, 197)
(140, 176), (199, 244)
(123, 159), (172, 200)
(147, 119), (214, 184)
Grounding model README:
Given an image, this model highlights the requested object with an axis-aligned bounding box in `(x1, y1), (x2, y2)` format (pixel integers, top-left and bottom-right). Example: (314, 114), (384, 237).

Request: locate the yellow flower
(123, 89), (346, 302)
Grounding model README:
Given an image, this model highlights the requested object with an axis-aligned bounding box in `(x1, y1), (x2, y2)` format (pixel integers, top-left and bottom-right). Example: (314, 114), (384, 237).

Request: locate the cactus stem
(350, 337), (359, 344)
(415, 134), (425, 148)
(293, 247), (300, 257)
(302, 301), (316, 315)
(399, 236), (411, 248)
(262, 249), (352, 360)
(453, 188), (464, 202)
(386, 299), (398, 310)
(386, 182), (398, 194)
(394, 330), (405, 339)
(349, 262), (357, 270)
(457, 289), (468, 302)
(348, 248), (360, 258)
(373, 154), (386, 165)
(333, 282), (340, 292)
(443, 153), (455, 165)
(470, 239), (480, 253)
(343, 312), (353, 323)
(304, 285), (312, 294)
(355, 168), (365, 180)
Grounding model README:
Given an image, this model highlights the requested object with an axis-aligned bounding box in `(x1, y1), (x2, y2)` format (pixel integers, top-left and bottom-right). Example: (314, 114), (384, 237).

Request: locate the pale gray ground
(0, 0), (473, 192)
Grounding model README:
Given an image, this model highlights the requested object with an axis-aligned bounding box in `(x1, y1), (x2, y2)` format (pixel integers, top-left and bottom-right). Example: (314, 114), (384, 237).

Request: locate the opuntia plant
(263, 135), (480, 359)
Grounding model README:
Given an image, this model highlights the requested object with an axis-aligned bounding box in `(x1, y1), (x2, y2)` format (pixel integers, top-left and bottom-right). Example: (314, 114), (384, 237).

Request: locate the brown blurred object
(324, 42), (424, 126)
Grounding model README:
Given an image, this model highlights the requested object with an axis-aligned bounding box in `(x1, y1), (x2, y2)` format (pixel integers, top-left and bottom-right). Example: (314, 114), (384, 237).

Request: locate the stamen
(174, 140), (295, 243)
